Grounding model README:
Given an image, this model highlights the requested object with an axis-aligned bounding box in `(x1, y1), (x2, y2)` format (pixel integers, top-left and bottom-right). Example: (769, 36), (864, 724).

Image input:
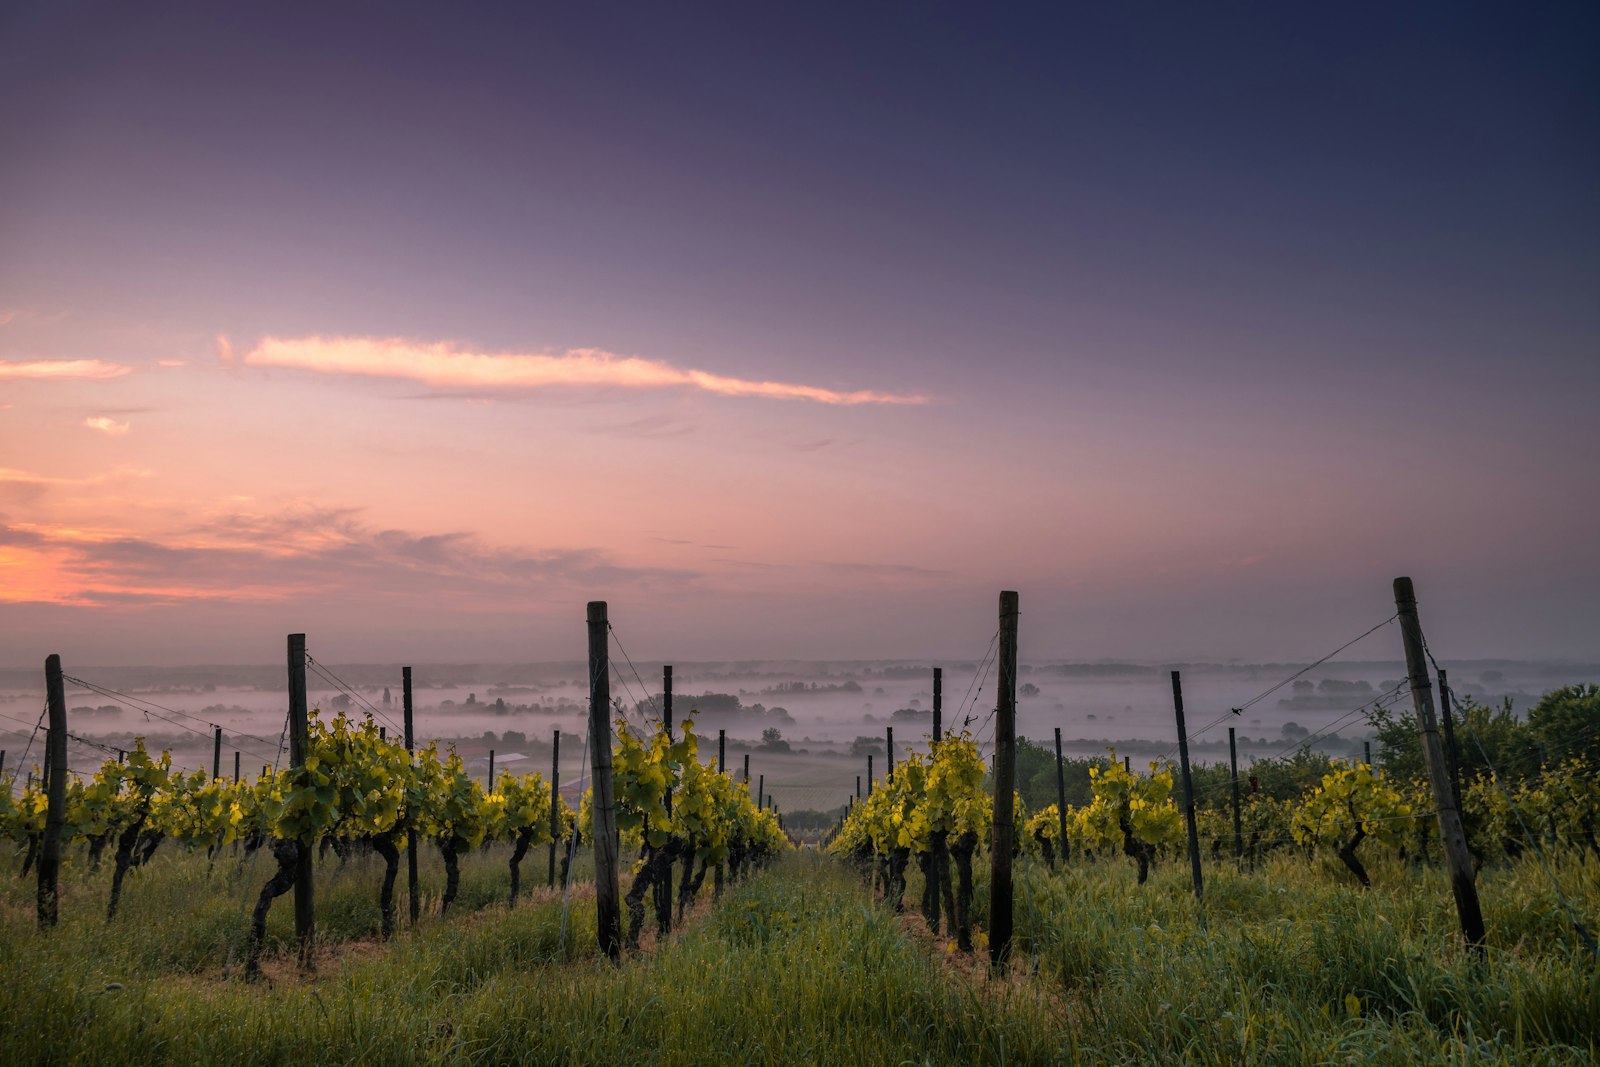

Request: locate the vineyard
(1, 591), (1597, 1065)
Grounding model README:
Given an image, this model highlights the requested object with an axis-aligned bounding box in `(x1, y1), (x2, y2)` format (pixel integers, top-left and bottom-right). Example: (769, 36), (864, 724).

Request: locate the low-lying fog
(4, 658), (1595, 811)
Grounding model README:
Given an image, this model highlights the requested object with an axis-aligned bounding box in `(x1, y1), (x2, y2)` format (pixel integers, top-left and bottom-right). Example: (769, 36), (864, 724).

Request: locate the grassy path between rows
(3, 846), (1597, 1065)
(1, 850), (1063, 1066)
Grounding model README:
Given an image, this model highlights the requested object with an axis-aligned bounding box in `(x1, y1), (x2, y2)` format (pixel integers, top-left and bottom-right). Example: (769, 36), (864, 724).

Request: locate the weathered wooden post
(932, 667), (943, 743)
(38, 654), (67, 928)
(1054, 727), (1069, 861)
(866, 754), (873, 796)
(1394, 576), (1485, 952)
(758, 773), (765, 811)
(1172, 671), (1203, 902)
(661, 664), (674, 933)
(886, 727), (894, 779)
(1228, 727), (1243, 862)
(1364, 740), (1373, 767)
(404, 666), (420, 925)
(1124, 755), (1131, 773)
(548, 728), (560, 888)
(1437, 667), (1464, 810)
(234, 749), (241, 783)
(487, 749), (495, 790)
(587, 602), (622, 960)
(989, 590), (1019, 968)
(213, 726), (222, 781)
(288, 634), (314, 966)
(856, 774), (861, 800)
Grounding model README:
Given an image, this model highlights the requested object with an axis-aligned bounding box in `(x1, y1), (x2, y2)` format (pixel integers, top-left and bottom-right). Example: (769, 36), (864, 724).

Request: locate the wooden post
(1124, 756), (1131, 773)
(0, 750), (7, 777)
(1228, 727), (1243, 861)
(234, 750), (241, 783)
(989, 591), (1019, 968)
(1437, 668), (1464, 810)
(661, 665), (673, 931)
(379, 726), (386, 741)
(548, 728), (560, 888)
(932, 667), (942, 743)
(886, 727), (894, 779)
(1394, 576), (1485, 951)
(1172, 671), (1203, 902)
(856, 775), (861, 800)
(758, 773), (765, 811)
(663, 665), (673, 737)
(866, 754), (873, 796)
(587, 602), (622, 961)
(487, 749), (495, 789)
(212, 726), (222, 781)
(287, 634), (314, 964)
(404, 666), (420, 926)
(1364, 740), (1373, 767)
(38, 654), (67, 928)
(663, 665), (674, 813)
(1054, 727), (1068, 859)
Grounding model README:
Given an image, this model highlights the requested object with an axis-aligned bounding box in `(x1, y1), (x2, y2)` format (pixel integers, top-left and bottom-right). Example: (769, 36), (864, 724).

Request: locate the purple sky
(1, 2), (1597, 666)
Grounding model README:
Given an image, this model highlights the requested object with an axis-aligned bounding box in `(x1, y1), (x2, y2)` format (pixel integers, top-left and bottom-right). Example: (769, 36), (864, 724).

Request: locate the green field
(1, 833), (1595, 1065)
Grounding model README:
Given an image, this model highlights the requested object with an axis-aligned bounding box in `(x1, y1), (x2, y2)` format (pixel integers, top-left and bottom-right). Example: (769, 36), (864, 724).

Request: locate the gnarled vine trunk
(1119, 817), (1154, 885)
(372, 832), (400, 937)
(933, 830), (955, 938)
(107, 816), (152, 922)
(245, 838), (300, 980)
(1336, 826), (1370, 888)
(438, 836), (466, 914)
(508, 828), (533, 906)
(951, 830), (977, 952)
(887, 846), (910, 913)
(916, 850), (938, 932)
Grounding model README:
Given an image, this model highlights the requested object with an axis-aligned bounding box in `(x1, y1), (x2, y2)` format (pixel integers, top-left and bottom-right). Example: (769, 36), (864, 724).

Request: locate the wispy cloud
(820, 561), (949, 579)
(85, 416), (131, 435)
(243, 335), (928, 406)
(0, 505), (699, 608)
(0, 358), (132, 381)
(0, 466), (147, 487)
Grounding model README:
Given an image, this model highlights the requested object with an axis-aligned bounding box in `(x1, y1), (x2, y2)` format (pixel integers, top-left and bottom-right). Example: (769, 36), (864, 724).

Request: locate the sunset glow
(0, 5), (1594, 667)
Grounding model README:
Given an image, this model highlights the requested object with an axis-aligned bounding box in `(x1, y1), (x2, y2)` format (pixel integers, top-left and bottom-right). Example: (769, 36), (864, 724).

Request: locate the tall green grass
(986, 848), (1599, 1065)
(1, 838), (1594, 1065)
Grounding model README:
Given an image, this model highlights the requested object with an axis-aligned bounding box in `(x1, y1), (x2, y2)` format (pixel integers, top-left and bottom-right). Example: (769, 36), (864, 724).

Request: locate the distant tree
(1247, 747), (1338, 801)
(1528, 684), (1599, 767)
(850, 736), (885, 758)
(1013, 736), (1105, 811)
(759, 727), (791, 753)
(1020, 683), (1040, 698)
(1368, 693), (1541, 783)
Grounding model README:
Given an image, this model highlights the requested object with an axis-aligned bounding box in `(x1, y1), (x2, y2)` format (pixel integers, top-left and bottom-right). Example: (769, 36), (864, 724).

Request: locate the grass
(0, 837), (1595, 1065)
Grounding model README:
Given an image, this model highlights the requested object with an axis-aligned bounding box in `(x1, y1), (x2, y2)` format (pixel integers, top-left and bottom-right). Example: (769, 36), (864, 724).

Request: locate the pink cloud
(242, 335), (928, 406)
(84, 416), (131, 436)
(0, 358), (132, 381)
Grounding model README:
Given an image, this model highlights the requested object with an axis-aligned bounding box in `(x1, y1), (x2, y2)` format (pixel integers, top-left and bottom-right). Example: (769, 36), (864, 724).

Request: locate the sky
(1, 2), (1597, 667)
